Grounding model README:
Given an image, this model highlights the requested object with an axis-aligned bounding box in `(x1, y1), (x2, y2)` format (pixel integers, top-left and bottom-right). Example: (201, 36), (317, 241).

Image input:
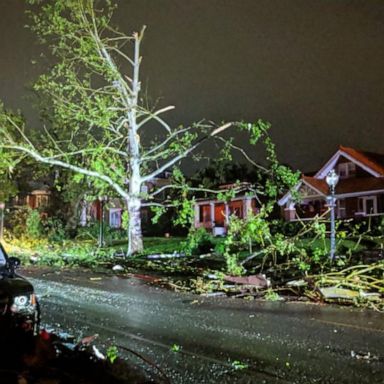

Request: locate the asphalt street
(21, 268), (384, 384)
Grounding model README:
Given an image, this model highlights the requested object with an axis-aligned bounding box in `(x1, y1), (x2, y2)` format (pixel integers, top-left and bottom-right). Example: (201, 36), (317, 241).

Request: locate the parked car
(0, 243), (40, 338)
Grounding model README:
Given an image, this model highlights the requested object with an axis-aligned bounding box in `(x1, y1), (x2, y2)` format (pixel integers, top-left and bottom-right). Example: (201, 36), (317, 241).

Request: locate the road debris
(93, 345), (106, 360)
(351, 350), (379, 362)
(112, 264), (125, 272)
(224, 274), (270, 288)
(0, 329), (163, 383)
(319, 287), (360, 300)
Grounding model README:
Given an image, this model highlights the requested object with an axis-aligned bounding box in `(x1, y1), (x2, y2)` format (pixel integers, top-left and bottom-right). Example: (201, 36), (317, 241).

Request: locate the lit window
(338, 162), (356, 179)
(109, 209), (122, 228)
(358, 196), (377, 215)
(141, 185), (148, 194)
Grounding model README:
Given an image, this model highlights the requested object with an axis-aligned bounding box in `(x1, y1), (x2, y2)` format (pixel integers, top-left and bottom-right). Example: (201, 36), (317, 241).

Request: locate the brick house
(278, 146), (384, 221)
(11, 183), (51, 211)
(80, 173), (172, 229)
(194, 183), (259, 235)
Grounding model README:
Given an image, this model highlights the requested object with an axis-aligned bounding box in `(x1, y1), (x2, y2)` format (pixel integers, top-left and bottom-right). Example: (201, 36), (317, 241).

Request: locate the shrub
(270, 219), (302, 237)
(76, 222), (127, 242)
(183, 228), (215, 255)
(26, 209), (44, 239)
(43, 217), (67, 242)
(6, 207), (30, 238)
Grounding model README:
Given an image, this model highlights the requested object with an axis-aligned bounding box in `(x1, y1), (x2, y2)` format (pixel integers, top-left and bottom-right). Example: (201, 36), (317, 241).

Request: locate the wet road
(22, 268), (384, 384)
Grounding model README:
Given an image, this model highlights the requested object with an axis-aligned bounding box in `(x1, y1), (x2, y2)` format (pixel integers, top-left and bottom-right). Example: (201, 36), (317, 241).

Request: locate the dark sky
(1, 0), (384, 173)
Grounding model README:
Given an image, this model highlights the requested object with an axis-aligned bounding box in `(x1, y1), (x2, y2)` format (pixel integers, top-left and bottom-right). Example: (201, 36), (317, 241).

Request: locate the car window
(0, 246), (6, 267)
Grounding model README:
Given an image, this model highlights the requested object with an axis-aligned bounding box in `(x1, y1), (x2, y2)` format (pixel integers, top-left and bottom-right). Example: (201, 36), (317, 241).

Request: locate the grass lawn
(5, 231), (377, 273)
(142, 237), (186, 255)
(297, 237), (365, 253)
(107, 236), (186, 255)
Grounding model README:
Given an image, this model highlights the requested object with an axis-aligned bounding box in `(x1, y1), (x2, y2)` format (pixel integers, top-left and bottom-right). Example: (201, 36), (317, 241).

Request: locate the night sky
(1, 0), (384, 173)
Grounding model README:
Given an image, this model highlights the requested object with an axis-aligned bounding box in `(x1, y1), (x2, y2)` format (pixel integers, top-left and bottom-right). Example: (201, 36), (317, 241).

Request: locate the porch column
(194, 204), (200, 228)
(210, 202), (215, 228)
(80, 200), (87, 227)
(284, 203), (296, 221)
(243, 197), (252, 219)
(224, 202), (230, 226)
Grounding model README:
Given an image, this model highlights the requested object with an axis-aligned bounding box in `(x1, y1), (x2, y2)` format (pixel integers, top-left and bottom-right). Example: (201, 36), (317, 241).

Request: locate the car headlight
(11, 294), (36, 312)
(14, 296), (29, 307)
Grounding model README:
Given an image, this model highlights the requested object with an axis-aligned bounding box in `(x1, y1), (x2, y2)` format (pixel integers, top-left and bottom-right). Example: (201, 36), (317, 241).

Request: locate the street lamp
(98, 196), (108, 247)
(326, 169), (339, 261)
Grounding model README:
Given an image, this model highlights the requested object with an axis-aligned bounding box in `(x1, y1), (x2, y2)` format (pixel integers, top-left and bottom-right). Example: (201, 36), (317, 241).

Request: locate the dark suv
(0, 243), (40, 338)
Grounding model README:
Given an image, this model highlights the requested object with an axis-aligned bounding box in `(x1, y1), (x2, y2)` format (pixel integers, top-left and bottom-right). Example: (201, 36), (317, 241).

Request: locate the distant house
(8, 173), (173, 233)
(194, 183), (259, 235)
(12, 183), (51, 211)
(80, 173), (172, 230)
(278, 146), (384, 221)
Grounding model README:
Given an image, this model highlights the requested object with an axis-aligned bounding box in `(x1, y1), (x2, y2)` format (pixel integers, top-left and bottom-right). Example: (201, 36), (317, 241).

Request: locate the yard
(3, 227), (383, 311)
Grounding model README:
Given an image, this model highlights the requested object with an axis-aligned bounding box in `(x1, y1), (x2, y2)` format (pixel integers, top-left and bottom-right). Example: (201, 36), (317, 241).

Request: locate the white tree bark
(125, 31), (144, 255)
(0, 5), (235, 257)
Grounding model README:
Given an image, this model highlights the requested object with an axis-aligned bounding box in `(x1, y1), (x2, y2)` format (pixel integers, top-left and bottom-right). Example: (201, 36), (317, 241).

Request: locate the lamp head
(326, 169), (339, 189)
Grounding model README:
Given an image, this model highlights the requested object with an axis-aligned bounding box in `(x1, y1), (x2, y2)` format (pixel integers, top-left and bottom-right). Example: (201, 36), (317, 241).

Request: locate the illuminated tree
(0, 0), (232, 255)
(0, 1), (298, 256)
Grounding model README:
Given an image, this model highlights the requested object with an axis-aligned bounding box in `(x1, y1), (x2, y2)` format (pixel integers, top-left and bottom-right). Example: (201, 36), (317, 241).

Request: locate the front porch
(283, 193), (384, 221)
(194, 197), (258, 235)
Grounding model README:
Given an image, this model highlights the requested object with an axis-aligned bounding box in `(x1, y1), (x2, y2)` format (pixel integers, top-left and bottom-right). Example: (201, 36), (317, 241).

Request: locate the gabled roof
(278, 176), (328, 206)
(195, 183), (256, 203)
(336, 177), (384, 195)
(315, 145), (384, 178)
(302, 176), (328, 195)
(218, 182), (252, 190)
(339, 146), (384, 175)
(304, 176), (384, 196)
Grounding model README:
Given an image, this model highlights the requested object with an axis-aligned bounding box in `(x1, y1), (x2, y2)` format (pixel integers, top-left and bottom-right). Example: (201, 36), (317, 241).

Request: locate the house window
(35, 194), (49, 208)
(358, 196), (378, 215)
(199, 205), (211, 223)
(337, 199), (346, 218)
(109, 208), (122, 228)
(141, 185), (149, 194)
(338, 162), (356, 179)
(229, 201), (243, 218)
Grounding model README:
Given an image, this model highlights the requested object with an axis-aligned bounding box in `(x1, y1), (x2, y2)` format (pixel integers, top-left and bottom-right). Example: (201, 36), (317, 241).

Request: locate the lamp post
(326, 169), (339, 261)
(98, 196), (108, 247)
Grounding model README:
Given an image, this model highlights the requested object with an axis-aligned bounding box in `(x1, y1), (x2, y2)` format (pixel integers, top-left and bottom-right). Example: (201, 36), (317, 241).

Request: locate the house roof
(339, 146), (384, 176)
(278, 145), (384, 206)
(303, 176), (384, 196)
(195, 183), (257, 204)
(218, 182), (252, 190)
(315, 145), (384, 178)
(302, 176), (328, 195)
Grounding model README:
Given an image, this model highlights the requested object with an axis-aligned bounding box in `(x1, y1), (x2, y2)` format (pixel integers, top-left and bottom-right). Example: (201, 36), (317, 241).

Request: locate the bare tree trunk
(66, 194), (84, 231)
(127, 195), (143, 256)
(126, 31), (144, 256)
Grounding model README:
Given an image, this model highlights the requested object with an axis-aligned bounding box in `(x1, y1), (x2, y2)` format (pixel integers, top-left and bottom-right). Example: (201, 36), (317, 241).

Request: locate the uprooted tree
(0, 0), (296, 255)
